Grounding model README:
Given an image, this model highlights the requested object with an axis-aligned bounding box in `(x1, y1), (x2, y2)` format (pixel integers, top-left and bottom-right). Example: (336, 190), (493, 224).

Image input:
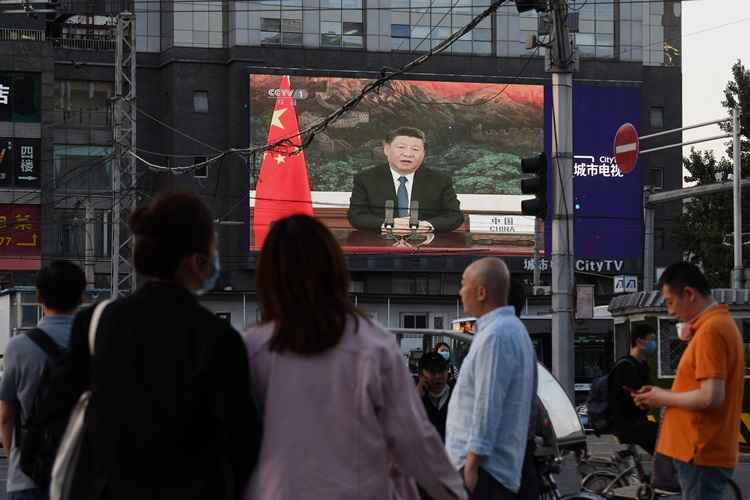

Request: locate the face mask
(196, 253), (221, 295)
(438, 350), (450, 361)
(674, 301), (715, 342)
(676, 322), (693, 342)
(644, 340), (657, 354)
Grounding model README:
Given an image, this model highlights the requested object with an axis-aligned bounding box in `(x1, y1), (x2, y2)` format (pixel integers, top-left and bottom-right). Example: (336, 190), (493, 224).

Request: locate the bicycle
(579, 443), (744, 500)
(534, 442), (602, 500)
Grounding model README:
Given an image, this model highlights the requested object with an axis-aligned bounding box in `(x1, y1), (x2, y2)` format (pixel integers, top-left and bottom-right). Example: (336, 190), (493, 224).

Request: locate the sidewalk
(586, 434), (750, 463)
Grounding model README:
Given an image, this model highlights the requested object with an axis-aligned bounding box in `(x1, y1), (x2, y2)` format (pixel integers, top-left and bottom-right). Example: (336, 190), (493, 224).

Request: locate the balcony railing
(49, 37), (116, 50)
(0, 29), (115, 51)
(0, 28), (45, 42)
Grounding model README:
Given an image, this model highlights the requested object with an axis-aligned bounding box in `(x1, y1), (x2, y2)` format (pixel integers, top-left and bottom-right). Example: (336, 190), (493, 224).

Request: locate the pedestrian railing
(0, 28), (45, 42)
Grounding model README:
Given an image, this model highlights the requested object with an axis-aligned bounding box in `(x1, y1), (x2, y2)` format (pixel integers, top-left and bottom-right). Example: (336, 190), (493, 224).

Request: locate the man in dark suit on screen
(347, 127), (463, 235)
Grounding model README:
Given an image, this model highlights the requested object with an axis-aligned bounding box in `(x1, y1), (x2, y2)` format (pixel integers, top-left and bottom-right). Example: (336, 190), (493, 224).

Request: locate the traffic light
(521, 153), (547, 219)
(515, 0), (549, 13)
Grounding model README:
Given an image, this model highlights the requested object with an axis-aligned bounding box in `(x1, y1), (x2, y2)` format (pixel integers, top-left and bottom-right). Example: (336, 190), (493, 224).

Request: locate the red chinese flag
(252, 75), (313, 248)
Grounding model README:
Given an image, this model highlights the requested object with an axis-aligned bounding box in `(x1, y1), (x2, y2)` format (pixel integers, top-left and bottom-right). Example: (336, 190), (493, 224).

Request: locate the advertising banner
(544, 85), (642, 273)
(0, 72), (42, 123)
(0, 139), (42, 187)
(0, 204), (41, 270)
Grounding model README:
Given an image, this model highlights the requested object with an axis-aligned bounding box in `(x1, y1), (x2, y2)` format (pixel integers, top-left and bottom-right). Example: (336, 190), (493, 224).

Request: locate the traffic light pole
(549, 0), (575, 396)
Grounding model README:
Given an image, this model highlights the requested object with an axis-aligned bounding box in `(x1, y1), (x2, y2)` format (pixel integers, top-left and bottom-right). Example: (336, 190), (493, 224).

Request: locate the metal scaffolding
(111, 11), (136, 296)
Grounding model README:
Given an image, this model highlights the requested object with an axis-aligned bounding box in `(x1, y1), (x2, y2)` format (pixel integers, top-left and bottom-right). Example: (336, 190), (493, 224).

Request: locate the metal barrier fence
(0, 28), (45, 42)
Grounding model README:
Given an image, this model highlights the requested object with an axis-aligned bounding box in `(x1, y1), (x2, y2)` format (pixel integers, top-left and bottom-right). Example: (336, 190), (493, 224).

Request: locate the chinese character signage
(469, 214), (535, 235)
(0, 204), (41, 269)
(0, 73), (41, 123)
(0, 138), (41, 187)
(13, 140), (40, 187)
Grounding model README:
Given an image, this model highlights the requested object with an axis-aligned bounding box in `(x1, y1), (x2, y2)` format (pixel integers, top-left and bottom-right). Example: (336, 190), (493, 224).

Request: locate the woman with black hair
(244, 215), (466, 500)
(53, 192), (261, 500)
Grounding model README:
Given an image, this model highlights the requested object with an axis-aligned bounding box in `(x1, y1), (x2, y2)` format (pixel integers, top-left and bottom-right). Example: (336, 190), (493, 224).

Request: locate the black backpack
(18, 328), (68, 487)
(585, 357), (638, 436)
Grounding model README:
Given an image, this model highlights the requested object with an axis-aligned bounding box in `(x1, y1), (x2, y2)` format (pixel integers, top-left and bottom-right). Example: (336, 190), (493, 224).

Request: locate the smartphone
(622, 385), (636, 394)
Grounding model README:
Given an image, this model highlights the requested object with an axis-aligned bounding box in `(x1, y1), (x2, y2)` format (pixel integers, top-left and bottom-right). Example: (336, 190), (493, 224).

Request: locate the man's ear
(683, 286), (697, 303)
(383, 142), (390, 157)
(477, 286), (487, 303)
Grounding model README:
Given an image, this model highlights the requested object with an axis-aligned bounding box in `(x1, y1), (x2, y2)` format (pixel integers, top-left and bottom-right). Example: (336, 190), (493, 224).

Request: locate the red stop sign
(613, 123), (639, 174)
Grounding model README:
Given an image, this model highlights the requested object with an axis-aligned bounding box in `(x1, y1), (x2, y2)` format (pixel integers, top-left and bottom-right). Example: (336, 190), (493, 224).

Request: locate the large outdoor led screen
(543, 84), (643, 272)
(249, 74), (544, 256)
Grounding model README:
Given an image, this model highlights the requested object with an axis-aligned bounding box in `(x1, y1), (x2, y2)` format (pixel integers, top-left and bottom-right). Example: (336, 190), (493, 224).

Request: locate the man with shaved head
(446, 258), (536, 499)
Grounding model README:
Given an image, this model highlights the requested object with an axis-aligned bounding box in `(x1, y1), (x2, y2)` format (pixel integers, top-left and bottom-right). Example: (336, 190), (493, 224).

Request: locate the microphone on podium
(384, 200), (394, 229)
(409, 200), (419, 231)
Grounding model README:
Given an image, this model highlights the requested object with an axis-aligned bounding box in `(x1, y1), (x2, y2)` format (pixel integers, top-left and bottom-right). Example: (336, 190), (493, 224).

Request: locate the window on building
(571, 0), (614, 58)
(433, 316), (444, 330)
(21, 304), (41, 327)
(134, 1), (161, 52)
(54, 80), (113, 127)
(259, 0), (304, 46)
(391, 0), (492, 55)
(649, 106), (664, 129)
(43, 208), (110, 259)
(618, 0), (644, 62)
(54, 81), (113, 112)
(402, 313), (428, 329)
(320, 0), (364, 48)
(53, 145), (112, 191)
(193, 91), (209, 113)
(194, 156), (208, 178)
(172, 0), (223, 48)
(649, 167), (663, 188)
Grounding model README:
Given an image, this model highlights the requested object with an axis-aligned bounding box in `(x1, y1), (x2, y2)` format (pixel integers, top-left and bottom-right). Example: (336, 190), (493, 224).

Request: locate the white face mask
(675, 301), (716, 342)
(675, 322), (693, 342)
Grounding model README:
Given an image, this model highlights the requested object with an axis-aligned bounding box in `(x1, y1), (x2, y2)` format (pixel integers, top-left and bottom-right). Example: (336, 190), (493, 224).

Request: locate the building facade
(0, 0), (683, 334)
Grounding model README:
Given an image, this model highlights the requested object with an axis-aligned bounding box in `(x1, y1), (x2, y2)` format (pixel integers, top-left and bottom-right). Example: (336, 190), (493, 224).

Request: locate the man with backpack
(608, 324), (659, 454)
(0, 260), (86, 500)
(586, 324), (658, 454)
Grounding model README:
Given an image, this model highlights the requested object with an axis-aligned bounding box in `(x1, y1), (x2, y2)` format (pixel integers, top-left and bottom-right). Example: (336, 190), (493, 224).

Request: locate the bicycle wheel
(581, 471), (627, 494)
(723, 477), (743, 500)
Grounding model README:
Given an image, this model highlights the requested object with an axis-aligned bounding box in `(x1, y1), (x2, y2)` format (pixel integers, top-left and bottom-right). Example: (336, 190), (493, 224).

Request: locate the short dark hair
(630, 324), (654, 347)
(420, 352), (449, 374)
(257, 215), (364, 355)
(36, 260), (86, 312)
(130, 192), (215, 280)
(657, 261), (711, 297)
(385, 127), (427, 147)
(509, 278), (526, 317)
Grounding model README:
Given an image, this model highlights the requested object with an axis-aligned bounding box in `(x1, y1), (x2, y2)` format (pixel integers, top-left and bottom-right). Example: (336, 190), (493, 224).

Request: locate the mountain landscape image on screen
(249, 75), (544, 195)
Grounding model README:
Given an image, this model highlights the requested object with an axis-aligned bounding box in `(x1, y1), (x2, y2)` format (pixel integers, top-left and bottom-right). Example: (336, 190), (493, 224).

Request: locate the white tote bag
(50, 299), (113, 500)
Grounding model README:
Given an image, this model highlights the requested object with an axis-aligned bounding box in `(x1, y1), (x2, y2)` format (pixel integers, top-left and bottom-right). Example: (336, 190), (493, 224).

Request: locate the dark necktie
(397, 176), (409, 217)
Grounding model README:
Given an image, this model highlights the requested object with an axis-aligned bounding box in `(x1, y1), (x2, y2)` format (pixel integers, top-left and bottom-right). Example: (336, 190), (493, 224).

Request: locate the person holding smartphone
(608, 324), (659, 454)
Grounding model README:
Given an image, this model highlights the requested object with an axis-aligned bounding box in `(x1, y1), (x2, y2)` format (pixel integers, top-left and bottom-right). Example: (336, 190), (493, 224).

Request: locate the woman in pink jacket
(243, 215), (466, 500)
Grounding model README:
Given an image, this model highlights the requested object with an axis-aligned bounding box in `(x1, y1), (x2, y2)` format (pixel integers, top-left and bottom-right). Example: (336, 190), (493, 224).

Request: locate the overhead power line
(132, 0), (520, 175)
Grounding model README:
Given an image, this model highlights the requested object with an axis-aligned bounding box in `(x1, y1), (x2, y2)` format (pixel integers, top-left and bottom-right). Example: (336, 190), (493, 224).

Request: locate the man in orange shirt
(634, 262), (745, 500)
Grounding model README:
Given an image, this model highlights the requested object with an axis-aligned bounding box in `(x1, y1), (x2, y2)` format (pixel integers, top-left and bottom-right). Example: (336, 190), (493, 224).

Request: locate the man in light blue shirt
(0, 261), (86, 500)
(446, 258), (536, 499)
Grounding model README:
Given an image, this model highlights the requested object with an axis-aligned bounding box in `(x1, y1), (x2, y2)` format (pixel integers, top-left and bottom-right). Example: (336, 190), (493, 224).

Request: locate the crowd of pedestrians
(0, 192), (744, 500)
